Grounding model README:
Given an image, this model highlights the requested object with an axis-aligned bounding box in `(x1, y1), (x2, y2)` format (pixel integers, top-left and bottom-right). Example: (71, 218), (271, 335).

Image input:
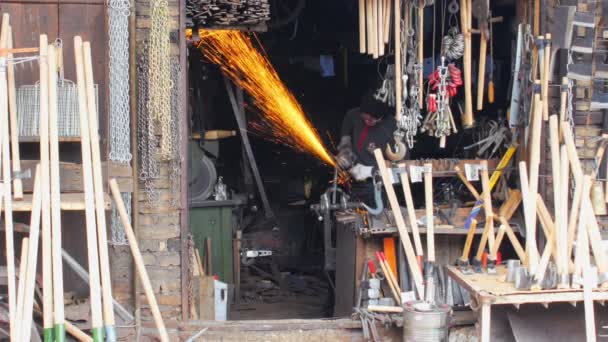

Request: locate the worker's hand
(336, 136), (356, 169)
(350, 163), (374, 181)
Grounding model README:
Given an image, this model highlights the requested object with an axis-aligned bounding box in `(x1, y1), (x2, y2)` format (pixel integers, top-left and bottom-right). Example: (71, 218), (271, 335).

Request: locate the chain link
(149, 0), (173, 161)
(108, 0), (132, 164)
(169, 57), (183, 208)
(137, 42), (161, 207)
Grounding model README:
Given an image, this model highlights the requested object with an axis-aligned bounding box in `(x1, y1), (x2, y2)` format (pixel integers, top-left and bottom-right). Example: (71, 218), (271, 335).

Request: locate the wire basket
(16, 79), (99, 138)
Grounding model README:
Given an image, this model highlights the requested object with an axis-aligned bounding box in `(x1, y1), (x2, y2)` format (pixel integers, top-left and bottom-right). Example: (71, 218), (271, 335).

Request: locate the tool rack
(447, 265), (608, 342)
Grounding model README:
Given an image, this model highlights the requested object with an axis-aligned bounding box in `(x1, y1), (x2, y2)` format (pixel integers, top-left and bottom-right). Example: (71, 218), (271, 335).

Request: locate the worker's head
(359, 90), (391, 126)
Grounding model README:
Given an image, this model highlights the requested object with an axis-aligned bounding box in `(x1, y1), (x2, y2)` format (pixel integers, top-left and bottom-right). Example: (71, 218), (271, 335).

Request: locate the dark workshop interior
(187, 0), (517, 320)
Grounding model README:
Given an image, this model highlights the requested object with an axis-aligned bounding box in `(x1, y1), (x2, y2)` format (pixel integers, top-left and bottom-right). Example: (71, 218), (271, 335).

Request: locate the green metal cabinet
(190, 199), (243, 284)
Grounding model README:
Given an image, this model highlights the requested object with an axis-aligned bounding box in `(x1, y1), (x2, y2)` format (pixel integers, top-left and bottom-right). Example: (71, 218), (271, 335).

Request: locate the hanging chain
(148, 0), (173, 161)
(137, 42), (161, 207)
(108, 0), (132, 164)
(169, 57), (183, 208)
(110, 192), (131, 245)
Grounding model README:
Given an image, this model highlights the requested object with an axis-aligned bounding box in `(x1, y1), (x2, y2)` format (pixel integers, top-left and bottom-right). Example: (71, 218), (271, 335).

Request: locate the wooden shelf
(10, 193), (111, 211)
(19, 136), (81, 143)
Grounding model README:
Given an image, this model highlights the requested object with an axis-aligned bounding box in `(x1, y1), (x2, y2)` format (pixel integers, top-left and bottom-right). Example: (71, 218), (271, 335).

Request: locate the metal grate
(16, 80), (98, 138)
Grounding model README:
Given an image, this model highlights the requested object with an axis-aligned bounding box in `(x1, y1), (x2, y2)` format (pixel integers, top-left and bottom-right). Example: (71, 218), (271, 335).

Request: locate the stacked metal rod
(187, 0), (270, 27)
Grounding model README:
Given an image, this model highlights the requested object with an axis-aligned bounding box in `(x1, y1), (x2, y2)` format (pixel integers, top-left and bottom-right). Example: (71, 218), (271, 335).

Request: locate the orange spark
(198, 30), (336, 167)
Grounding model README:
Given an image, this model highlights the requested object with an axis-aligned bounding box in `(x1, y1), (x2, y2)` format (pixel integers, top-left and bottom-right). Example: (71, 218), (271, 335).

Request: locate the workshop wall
(111, 0), (184, 335)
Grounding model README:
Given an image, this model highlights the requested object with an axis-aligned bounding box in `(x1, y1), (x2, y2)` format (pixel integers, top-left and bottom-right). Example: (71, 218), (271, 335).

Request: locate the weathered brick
(139, 213), (179, 226)
(138, 224), (180, 240)
(142, 252), (180, 267)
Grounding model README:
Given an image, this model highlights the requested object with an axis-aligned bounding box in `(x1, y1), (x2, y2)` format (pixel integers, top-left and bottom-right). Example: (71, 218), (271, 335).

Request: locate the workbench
(447, 265), (608, 342)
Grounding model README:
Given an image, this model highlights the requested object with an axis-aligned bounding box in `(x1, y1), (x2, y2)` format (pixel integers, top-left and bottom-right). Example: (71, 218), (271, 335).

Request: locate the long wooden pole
(366, 0), (373, 55)
(65, 321), (93, 342)
(460, 0), (473, 127)
(418, 2), (424, 108)
(519, 162), (539, 274)
(372, 0), (378, 58)
(373, 149), (424, 298)
(394, 0), (402, 122)
(359, 0), (366, 53)
(477, 30), (487, 110)
(558, 145), (570, 286)
(398, 168), (423, 256)
(0, 14), (16, 338)
(548, 115), (562, 274)
(110, 179), (170, 342)
(20, 166), (43, 342)
(15, 236), (26, 336)
(375, 251), (400, 304)
(424, 163), (434, 262)
(73, 36), (104, 342)
(480, 161), (495, 259)
(6, 26), (22, 200)
(39, 35), (55, 341)
(83, 41), (116, 340)
(542, 34), (551, 121)
(48, 43), (66, 341)
(377, 0), (384, 56)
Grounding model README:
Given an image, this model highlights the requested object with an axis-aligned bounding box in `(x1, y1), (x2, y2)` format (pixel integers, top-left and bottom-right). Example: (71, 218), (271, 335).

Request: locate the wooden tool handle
(377, 0), (384, 56)
(398, 169), (423, 256)
(418, 4), (424, 108)
(499, 216), (527, 265)
(480, 161), (495, 255)
(65, 321), (93, 342)
(359, 0), (366, 53)
(454, 166), (481, 200)
(6, 26), (22, 200)
(548, 115), (562, 270)
(542, 34), (551, 121)
(460, 0), (474, 127)
(424, 163), (435, 262)
(375, 252), (401, 304)
(73, 35), (104, 334)
(83, 40), (116, 328)
(490, 225), (506, 259)
(476, 32), (487, 111)
(558, 145), (570, 277)
(461, 219), (478, 260)
(383, 0), (390, 44)
(372, 0), (378, 58)
(366, 0), (373, 54)
(374, 149), (424, 299)
(559, 77), (568, 133)
(394, 0), (402, 121)
(110, 179), (169, 342)
(475, 219), (492, 261)
(367, 305), (403, 313)
(15, 237), (28, 335)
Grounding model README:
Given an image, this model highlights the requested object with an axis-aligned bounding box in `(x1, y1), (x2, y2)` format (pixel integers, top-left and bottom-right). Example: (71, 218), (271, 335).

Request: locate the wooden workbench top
(447, 265), (608, 305)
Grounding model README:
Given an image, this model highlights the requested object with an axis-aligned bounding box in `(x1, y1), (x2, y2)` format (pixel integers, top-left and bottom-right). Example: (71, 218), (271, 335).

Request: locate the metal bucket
(403, 301), (452, 342)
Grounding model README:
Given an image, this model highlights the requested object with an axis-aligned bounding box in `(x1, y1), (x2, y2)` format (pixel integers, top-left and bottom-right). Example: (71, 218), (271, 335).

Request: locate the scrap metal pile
(186, 0), (270, 28)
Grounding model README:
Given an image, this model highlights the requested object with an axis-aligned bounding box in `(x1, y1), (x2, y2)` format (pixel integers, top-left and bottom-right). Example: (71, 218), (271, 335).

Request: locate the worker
(336, 90), (398, 205)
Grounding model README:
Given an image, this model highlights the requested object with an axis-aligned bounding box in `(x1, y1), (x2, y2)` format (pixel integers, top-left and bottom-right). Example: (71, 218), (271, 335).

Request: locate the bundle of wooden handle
(0, 17), (169, 341)
(358, 0), (392, 59)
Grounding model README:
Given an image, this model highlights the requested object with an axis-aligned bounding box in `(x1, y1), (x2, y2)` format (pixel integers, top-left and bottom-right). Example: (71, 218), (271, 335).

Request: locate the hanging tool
(459, 0), (473, 127)
(487, 17), (494, 104)
(359, 0), (366, 54)
(508, 24), (523, 129)
(473, 0), (489, 111)
(417, 0), (425, 109)
(110, 179), (170, 342)
(386, 0), (407, 162)
(374, 149), (424, 299)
